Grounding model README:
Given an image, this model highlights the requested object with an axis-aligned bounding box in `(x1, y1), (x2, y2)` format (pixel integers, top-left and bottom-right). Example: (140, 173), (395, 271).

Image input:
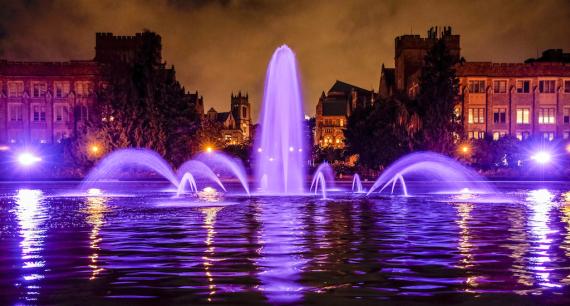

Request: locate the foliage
(415, 39), (462, 154)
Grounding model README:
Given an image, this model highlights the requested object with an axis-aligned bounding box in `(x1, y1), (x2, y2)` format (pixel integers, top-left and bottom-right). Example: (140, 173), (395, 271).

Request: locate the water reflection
(201, 207), (223, 301)
(255, 200), (307, 304)
(561, 191), (570, 285)
(85, 194), (108, 280)
(454, 202), (478, 290)
(526, 189), (561, 289)
(13, 189), (46, 303)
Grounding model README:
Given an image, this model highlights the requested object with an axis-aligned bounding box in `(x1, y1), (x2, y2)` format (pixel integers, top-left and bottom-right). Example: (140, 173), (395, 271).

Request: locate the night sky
(1, 0), (570, 121)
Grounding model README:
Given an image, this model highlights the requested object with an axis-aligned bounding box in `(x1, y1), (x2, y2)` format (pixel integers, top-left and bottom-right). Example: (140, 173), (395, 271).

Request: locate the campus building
(0, 32), (203, 146)
(379, 27), (570, 141)
(206, 92), (252, 145)
(314, 80), (375, 148)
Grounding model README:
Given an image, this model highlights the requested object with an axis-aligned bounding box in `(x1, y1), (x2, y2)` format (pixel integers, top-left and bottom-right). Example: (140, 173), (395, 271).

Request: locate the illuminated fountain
(352, 174), (364, 193)
(367, 152), (495, 196)
(254, 45), (307, 194)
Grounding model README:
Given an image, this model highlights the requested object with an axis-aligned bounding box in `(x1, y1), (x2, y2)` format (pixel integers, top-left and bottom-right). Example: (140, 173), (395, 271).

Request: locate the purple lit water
(1, 182), (570, 305)
(254, 45), (307, 194)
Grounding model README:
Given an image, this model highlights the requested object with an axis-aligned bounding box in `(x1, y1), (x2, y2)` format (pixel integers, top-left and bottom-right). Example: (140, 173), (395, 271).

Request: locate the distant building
(206, 92), (252, 145)
(0, 31), (201, 146)
(315, 80), (375, 148)
(380, 27), (570, 141)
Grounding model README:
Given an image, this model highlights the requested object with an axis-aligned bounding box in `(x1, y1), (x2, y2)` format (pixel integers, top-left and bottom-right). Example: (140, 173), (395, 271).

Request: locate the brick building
(379, 27), (570, 141)
(0, 31), (204, 146)
(315, 80), (375, 148)
(206, 92), (252, 145)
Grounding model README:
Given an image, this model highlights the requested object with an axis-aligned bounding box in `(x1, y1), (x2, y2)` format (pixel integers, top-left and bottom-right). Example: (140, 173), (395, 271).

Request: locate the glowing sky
(1, 0), (569, 121)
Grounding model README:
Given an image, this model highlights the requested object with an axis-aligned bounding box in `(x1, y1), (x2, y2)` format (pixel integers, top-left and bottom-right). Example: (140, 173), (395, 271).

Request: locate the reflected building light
(85, 195), (108, 280)
(506, 206), (533, 290)
(560, 192), (570, 285)
(525, 189), (562, 289)
(454, 203), (478, 291)
(201, 207), (223, 302)
(14, 189), (46, 302)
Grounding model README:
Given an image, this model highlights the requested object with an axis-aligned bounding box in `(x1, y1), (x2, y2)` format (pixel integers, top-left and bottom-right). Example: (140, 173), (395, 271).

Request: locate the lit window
(468, 108), (485, 124)
(493, 108), (506, 124)
(8, 104), (23, 121)
(538, 108), (555, 124)
(564, 132), (570, 139)
(564, 108), (570, 124)
(468, 80), (486, 93)
(31, 81), (47, 98)
(7, 81), (24, 97)
(516, 80), (530, 93)
(75, 81), (93, 96)
(54, 81), (70, 98)
(516, 108), (530, 124)
(32, 105), (46, 122)
(543, 132), (555, 141)
(493, 80), (507, 93)
(539, 80), (556, 93)
(467, 131), (485, 139)
(55, 105), (70, 122)
(340, 119), (344, 127)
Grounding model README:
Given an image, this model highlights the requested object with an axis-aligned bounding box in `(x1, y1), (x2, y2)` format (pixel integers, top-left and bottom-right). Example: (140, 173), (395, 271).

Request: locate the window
(55, 105), (69, 122)
(493, 108), (506, 124)
(242, 106), (247, 118)
(468, 108), (485, 124)
(564, 132), (570, 140)
(467, 131), (485, 139)
(539, 80), (556, 93)
(75, 81), (92, 96)
(543, 132), (555, 141)
(516, 80), (530, 93)
(564, 108), (570, 124)
(54, 81), (70, 98)
(492, 131), (507, 141)
(8, 104), (23, 121)
(32, 105), (46, 122)
(516, 108), (530, 124)
(538, 108), (555, 124)
(493, 80), (507, 93)
(340, 119), (344, 127)
(565, 80), (570, 93)
(77, 105), (89, 121)
(7, 81), (24, 97)
(31, 81), (47, 98)
(468, 80), (486, 93)
(516, 132), (530, 141)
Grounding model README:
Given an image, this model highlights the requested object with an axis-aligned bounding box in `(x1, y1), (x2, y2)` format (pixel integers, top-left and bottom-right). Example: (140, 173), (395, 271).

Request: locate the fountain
(309, 163), (335, 193)
(177, 172), (198, 196)
(254, 45), (307, 194)
(352, 174), (364, 193)
(367, 152), (494, 196)
(312, 172), (327, 199)
(194, 152), (250, 196)
(176, 160), (226, 192)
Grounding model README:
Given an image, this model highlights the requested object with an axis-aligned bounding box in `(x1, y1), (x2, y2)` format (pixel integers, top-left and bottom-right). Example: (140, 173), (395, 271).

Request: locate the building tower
(231, 91), (251, 140)
(94, 32), (162, 65)
(394, 26), (460, 94)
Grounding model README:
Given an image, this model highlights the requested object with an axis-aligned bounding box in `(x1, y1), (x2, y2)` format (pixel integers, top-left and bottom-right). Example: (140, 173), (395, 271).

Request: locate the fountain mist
(255, 45), (307, 194)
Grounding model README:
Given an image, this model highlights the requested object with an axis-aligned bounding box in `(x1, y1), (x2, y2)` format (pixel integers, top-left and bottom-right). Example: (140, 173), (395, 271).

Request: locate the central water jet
(254, 45), (307, 194)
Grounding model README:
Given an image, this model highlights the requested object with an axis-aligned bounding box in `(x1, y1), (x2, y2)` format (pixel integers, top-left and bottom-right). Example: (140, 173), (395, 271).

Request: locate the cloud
(1, 0), (569, 120)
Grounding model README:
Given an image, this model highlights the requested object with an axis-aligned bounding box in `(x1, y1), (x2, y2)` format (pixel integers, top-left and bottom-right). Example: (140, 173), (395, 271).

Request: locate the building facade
(380, 27), (570, 141)
(206, 92), (252, 145)
(315, 80), (375, 148)
(0, 60), (99, 144)
(0, 31), (203, 147)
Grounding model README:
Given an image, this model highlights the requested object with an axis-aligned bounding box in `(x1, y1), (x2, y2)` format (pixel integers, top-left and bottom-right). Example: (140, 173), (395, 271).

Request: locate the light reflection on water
(1, 182), (570, 305)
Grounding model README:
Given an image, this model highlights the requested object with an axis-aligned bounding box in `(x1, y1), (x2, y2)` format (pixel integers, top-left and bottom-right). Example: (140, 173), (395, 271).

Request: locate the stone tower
(394, 26), (460, 93)
(231, 92), (251, 140)
(94, 31), (162, 65)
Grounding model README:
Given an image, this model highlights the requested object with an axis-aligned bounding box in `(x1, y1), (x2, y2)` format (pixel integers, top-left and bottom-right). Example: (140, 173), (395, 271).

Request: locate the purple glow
(18, 152), (41, 166)
(255, 45), (307, 194)
(531, 151), (552, 164)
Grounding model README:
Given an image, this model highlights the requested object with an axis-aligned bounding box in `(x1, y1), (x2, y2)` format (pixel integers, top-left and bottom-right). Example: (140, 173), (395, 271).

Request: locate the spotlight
(18, 153), (41, 166)
(206, 146), (214, 153)
(531, 151), (551, 164)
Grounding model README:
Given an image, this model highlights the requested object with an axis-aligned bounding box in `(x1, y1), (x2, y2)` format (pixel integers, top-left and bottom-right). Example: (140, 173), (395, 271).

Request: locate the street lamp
(18, 152), (41, 166)
(531, 151), (552, 164)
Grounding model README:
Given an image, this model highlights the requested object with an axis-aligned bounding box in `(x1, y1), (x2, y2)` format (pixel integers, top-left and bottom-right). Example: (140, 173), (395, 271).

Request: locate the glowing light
(203, 186), (215, 194)
(87, 188), (103, 196)
(18, 153), (41, 166)
(206, 146), (214, 153)
(289, 146), (294, 152)
(257, 148), (262, 153)
(0, 145), (10, 151)
(89, 144), (101, 155)
(566, 143), (570, 154)
(459, 144), (470, 154)
(531, 151), (552, 164)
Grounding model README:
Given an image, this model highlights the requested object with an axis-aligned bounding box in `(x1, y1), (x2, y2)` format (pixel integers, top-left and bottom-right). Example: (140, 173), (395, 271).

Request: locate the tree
(416, 39), (462, 154)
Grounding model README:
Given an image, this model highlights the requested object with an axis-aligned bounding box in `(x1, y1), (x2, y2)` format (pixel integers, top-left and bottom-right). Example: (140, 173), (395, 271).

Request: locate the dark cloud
(1, 0), (569, 120)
